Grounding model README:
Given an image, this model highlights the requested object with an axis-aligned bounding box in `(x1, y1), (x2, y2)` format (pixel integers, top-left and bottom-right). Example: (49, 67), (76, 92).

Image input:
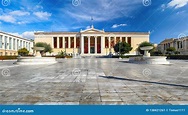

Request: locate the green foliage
(150, 50), (163, 56)
(174, 51), (180, 55)
(58, 50), (66, 57)
(166, 47), (176, 52)
(35, 42), (52, 53)
(166, 47), (176, 55)
(137, 41), (154, 55)
(113, 42), (133, 56)
(18, 48), (29, 56)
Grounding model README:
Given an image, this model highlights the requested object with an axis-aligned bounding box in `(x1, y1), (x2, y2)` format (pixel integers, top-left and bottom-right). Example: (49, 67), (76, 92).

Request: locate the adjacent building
(34, 26), (150, 56)
(0, 31), (34, 56)
(158, 37), (188, 55)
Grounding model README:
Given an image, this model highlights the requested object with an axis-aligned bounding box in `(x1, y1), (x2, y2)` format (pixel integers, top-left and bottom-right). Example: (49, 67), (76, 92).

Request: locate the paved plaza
(0, 58), (188, 105)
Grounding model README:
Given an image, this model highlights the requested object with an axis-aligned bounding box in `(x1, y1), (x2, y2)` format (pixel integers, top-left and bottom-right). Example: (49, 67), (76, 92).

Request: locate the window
(128, 37), (131, 46)
(26, 42), (28, 50)
(71, 37), (74, 48)
(53, 37), (57, 48)
(65, 37), (68, 48)
(0, 35), (3, 48)
(5, 36), (8, 49)
(20, 40), (22, 48)
(59, 37), (63, 48)
(9, 37), (12, 50)
(23, 41), (25, 48)
(105, 37), (109, 48)
(122, 37), (126, 42)
(76, 37), (80, 48)
(116, 37), (120, 43)
(17, 39), (19, 50)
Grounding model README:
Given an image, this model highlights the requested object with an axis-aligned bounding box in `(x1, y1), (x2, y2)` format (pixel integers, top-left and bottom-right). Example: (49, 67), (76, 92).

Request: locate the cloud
(160, 4), (166, 11)
(33, 11), (51, 20)
(0, 15), (16, 23)
(10, 31), (34, 40)
(9, 10), (30, 16)
(22, 31), (35, 39)
(86, 26), (90, 29)
(168, 0), (188, 9)
(111, 24), (127, 28)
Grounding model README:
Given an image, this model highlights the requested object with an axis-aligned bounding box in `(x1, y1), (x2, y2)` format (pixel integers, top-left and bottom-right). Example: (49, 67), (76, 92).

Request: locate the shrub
(18, 48), (29, 56)
(113, 42), (133, 56)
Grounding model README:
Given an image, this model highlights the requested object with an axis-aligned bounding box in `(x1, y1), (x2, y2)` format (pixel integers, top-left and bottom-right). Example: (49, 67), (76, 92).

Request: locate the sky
(0, 0), (188, 44)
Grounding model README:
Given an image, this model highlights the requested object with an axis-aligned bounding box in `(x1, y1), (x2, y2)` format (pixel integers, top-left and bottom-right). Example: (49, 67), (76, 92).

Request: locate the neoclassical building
(0, 31), (34, 56)
(35, 26), (150, 56)
(158, 37), (188, 55)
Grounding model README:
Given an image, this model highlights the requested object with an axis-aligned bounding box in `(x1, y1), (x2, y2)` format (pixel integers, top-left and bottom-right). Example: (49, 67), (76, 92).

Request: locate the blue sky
(0, 0), (188, 43)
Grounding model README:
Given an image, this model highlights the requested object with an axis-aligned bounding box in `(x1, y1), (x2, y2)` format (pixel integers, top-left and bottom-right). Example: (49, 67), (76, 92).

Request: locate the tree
(113, 42), (133, 56)
(35, 42), (52, 54)
(138, 41), (154, 55)
(166, 47), (176, 55)
(18, 48), (29, 56)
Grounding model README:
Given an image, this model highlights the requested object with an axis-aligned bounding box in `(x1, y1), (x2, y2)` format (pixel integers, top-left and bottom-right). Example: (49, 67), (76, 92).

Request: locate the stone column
(68, 37), (71, 48)
(120, 37), (122, 42)
(15, 39), (17, 51)
(101, 36), (104, 54)
(95, 36), (97, 54)
(108, 37), (110, 48)
(114, 37), (116, 45)
(125, 37), (127, 43)
(52, 37), (54, 48)
(57, 37), (59, 48)
(62, 37), (65, 48)
(88, 36), (90, 54)
(81, 36), (84, 54)
(74, 37), (76, 49)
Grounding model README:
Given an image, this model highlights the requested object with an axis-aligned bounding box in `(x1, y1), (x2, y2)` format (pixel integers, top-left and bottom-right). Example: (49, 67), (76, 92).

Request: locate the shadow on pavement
(99, 76), (188, 88)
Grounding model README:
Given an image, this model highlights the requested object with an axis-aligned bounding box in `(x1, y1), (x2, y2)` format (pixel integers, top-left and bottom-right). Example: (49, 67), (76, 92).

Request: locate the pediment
(80, 26), (104, 33)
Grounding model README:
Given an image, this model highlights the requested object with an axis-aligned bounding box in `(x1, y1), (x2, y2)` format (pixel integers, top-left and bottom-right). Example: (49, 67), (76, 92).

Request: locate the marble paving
(0, 59), (188, 105)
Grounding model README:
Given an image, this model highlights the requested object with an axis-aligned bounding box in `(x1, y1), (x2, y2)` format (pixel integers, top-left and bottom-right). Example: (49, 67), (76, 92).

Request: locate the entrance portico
(80, 36), (103, 55)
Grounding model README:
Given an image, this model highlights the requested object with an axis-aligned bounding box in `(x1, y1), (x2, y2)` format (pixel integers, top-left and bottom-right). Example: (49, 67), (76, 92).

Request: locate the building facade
(158, 37), (188, 55)
(0, 31), (34, 56)
(35, 26), (150, 56)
